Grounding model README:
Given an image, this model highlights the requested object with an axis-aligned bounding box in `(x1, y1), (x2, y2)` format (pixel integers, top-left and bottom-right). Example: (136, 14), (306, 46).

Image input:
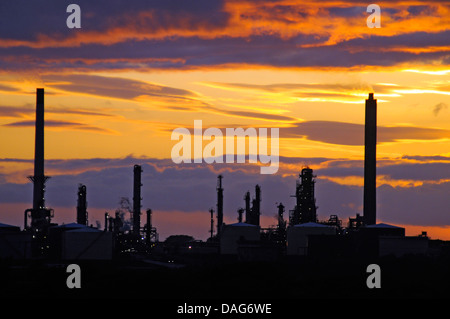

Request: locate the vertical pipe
(244, 191), (251, 224)
(216, 175), (223, 237)
(133, 165), (143, 235)
(364, 93), (377, 225)
(33, 88), (45, 211)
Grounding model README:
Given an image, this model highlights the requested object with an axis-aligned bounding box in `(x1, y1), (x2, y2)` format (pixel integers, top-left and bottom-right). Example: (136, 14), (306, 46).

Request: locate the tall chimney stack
(33, 88), (46, 211)
(133, 165), (143, 235)
(25, 88), (53, 255)
(364, 93), (377, 225)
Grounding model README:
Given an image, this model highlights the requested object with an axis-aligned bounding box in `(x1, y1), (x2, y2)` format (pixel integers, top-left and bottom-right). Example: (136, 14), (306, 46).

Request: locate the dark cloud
(378, 182), (450, 226)
(378, 163), (450, 181)
(208, 81), (373, 93)
(0, 0), (229, 41)
(341, 30), (450, 50)
(42, 74), (195, 100)
(0, 32), (448, 71)
(5, 120), (80, 127)
(401, 155), (450, 162)
(433, 102), (448, 116)
(0, 84), (20, 92)
(317, 160), (450, 182)
(0, 103), (114, 119)
(282, 121), (450, 145)
(211, 108), (298, 122)
(0, 105), (32, 118)
(3, 119), (116, 134)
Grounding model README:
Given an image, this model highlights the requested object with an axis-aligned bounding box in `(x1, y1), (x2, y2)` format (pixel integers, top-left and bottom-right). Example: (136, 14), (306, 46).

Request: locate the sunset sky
(0, 0), (449, 240)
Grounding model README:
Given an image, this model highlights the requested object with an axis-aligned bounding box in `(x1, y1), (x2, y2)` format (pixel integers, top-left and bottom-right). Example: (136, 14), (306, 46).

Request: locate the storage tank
(220, 222), (260, 255)
(62, 226), (113, 260)
(287, 222), (336, 255)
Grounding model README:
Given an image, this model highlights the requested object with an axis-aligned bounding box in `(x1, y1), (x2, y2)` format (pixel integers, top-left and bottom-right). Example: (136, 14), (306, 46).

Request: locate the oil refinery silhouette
(1, 89), (450, 299)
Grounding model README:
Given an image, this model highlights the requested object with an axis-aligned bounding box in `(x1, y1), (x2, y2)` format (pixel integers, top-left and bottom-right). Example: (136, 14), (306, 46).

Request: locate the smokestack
(216, 175), (223, 237)
(244, 191), (251, 224)
(364, 93), (377, 225)
(247, 185), (261, 226)
(32, 88), (46, 211)
(76, 184), (88, 225)
(133, 165), (143, 235)
(25, 89), (53, 256)
(26, 88), (52, 230)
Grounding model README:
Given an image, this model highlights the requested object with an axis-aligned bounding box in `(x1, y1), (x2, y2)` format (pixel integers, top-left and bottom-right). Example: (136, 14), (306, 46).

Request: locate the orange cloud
(1, 1), (448, 52)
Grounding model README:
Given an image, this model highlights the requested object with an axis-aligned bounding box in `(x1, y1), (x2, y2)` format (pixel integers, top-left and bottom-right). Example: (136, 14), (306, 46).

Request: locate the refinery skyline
(0, 1), (449, 241)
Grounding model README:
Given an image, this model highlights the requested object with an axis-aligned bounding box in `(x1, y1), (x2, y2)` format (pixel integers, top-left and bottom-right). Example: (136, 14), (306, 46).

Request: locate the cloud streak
(3, 119), (118, 134)
(282, 121), (450, 145)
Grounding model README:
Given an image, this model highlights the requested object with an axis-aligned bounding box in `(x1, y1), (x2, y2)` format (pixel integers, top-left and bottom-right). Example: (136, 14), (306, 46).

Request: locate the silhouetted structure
(133, 164), (143, 235)
(246, 185), (261, 226)
(216, 175), (224, 237)
(76, 184), (88, 225)
(290, 167), (317, 225)
(348, 213), (364, 230)
(244, 191), (251, 223)
(364, 93), (377, 225)
(144, 208), (158, 244)
(23, 88), (54, 255)
(237, 208), (244, 223)
(277, 202), (287, 246)
(1, 88), (445, 271)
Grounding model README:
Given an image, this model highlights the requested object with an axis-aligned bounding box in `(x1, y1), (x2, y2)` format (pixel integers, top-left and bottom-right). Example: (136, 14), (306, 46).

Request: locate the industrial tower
(133, 164), (143, 235)
(24, 88), (54, 255)
(76, 184), (88, 225)
(289, 167), (317, 225)
(364, 93), (377, 225)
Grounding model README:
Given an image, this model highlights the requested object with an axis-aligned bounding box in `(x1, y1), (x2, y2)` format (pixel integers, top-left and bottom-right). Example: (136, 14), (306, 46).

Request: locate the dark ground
(1, 254), (450, 300)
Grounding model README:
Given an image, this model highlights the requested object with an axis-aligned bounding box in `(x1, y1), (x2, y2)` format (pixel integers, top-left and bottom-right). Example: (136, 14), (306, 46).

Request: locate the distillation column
(363, 93), (377, 225)
(76, 184), (88, 225)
